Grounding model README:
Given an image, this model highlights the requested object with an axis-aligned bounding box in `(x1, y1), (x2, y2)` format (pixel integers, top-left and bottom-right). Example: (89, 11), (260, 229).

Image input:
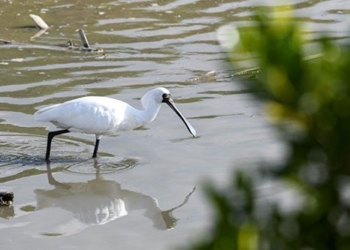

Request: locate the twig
(78, 29), (90, 48)
(29, 14), (49, 29)
(0, 39), (11, 44)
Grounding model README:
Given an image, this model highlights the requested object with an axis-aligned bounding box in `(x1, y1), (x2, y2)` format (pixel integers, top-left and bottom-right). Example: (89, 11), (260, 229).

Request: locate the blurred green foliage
(191, 9), (350, 250)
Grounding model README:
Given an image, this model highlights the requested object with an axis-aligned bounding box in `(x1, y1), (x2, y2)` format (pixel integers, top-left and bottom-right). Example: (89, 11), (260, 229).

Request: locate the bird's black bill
(164, 99), (196, 137)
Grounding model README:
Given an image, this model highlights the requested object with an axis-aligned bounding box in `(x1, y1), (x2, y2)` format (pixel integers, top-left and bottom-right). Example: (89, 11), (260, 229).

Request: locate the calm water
(0, 0), (349, 249)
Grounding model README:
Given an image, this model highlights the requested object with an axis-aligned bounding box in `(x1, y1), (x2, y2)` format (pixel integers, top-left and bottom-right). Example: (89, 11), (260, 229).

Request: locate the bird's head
(141, 87), (196, 137)
(141, 87), (170, 106)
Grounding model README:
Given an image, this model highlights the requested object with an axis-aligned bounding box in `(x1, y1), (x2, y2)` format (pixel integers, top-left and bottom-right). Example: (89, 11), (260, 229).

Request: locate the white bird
(34, 87), (196, 161)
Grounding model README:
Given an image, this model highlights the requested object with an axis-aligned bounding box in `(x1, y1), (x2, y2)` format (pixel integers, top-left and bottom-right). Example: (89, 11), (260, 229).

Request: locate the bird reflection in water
(34, 161), (195, 235)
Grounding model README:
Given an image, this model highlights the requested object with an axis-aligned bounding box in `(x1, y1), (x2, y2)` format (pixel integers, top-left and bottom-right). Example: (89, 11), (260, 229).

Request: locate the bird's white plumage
(35, 97), (130, 136)
(34, 87), (196, 138)
(34, 87), (196, 159)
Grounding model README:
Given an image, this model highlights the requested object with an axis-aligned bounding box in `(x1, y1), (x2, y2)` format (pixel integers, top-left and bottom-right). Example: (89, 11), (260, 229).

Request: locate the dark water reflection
(0, 0), (349, 249)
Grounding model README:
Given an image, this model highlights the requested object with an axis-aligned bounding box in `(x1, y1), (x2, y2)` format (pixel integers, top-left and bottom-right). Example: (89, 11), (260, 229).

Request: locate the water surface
(0, 0), (349, 249)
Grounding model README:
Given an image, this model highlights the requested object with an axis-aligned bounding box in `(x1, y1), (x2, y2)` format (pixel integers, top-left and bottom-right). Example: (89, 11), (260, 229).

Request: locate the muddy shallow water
(0, 1), (349, 249)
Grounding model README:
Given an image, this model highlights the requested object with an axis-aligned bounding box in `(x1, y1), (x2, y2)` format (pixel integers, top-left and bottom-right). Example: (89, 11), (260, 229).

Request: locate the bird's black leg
(92, 139), (100, 158)
(46, 129), (70, 161)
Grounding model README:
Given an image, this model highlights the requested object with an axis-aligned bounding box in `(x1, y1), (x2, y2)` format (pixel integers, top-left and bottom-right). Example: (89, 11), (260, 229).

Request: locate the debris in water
(10, 58), (24, 62)
(78, 29), (90, 48)
(95, 52), (107, 59)
(0, 39), (11, 44)
(65, 29), (105, 54)
(186, 70), (217, 83)
(0, 191), (14, 206)
(67, 39), (73, 48)
(29, 14), (49, 29)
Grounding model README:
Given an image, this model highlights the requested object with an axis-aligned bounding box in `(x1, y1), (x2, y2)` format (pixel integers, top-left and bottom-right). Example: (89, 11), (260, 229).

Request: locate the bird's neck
(135, 102), (161, 127)
(137, 100), (162, 125)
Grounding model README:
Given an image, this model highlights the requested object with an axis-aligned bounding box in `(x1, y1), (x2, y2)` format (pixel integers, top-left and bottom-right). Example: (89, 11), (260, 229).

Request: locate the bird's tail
(34, 104), (60, 121)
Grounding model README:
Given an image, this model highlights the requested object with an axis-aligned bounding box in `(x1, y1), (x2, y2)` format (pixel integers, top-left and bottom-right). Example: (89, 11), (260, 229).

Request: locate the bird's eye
(162, 93), (170, 101)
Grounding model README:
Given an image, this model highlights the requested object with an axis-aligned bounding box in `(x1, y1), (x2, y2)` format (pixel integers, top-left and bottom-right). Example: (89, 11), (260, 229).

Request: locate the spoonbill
(34, 87), (196, 161)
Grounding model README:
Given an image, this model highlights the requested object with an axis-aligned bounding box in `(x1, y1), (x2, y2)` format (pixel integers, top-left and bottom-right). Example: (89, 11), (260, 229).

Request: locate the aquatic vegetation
(192, 8), (350, 250)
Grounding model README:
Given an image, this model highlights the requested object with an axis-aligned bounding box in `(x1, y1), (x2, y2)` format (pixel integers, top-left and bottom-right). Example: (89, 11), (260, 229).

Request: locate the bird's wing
(34, 97), (128, 135)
